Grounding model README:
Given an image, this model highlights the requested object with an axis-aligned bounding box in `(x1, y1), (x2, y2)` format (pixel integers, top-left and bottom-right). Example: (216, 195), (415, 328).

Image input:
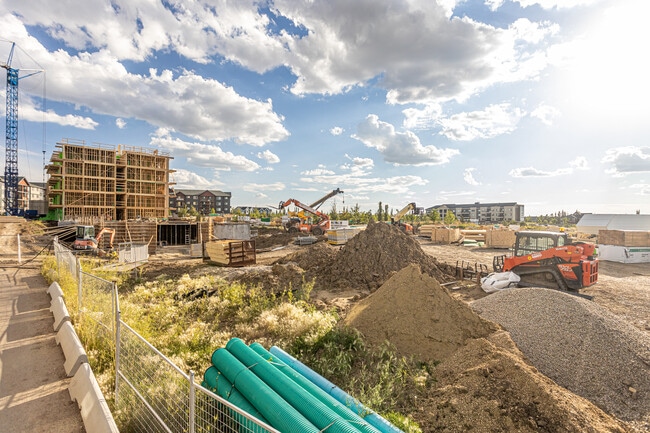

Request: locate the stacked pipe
(203, 337), (402, 433)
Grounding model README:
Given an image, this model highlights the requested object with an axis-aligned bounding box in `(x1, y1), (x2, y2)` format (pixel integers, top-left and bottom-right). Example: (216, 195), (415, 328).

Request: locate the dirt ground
(17, 220), (649, 432)
(416, 240), (650, 336)
(146, 223), (650, 431)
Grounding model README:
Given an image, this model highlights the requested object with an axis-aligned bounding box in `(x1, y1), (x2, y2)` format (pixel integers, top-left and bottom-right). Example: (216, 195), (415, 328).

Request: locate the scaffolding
(46, 138), (173, 221)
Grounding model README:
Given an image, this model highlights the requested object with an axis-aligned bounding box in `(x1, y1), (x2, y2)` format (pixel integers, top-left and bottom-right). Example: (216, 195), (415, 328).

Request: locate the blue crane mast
(2, 43), (19, 215)
(1, 42), (42, 215)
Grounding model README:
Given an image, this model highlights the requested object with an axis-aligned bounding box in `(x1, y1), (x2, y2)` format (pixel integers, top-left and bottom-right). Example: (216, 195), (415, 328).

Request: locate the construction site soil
(9, 220), (649, 432)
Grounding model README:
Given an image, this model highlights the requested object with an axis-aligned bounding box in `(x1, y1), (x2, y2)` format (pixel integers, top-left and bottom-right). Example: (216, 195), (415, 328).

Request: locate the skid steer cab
(493, 231), (598, 295)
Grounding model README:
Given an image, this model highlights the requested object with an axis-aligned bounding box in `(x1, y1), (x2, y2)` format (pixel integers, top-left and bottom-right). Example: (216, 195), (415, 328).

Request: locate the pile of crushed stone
(277, 220), (455, 292)
(342, 265), (629, 432)
(471, 288), (650, 430)
(344, 264), (497, 361)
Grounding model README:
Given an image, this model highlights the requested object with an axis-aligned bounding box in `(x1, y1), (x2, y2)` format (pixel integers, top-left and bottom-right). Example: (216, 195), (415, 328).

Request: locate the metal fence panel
(52, 238), (279, 433)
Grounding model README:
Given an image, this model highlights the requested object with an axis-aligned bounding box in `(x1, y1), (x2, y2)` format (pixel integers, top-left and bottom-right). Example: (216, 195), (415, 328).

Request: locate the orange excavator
(278, 189), (343, 236)
(493, 231), (598, 295)
(73, 225), (116, 253)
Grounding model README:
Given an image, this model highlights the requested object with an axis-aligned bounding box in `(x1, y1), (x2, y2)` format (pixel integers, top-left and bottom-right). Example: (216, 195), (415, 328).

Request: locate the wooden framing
(46, 138), (173, 221)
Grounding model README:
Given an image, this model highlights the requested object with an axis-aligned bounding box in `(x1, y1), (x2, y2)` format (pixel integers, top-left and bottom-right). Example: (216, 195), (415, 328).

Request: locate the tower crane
(1, 42), (43, 215)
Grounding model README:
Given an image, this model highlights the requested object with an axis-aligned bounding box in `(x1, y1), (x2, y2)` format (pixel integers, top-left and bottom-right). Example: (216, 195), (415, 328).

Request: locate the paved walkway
(0, 261), (85, 432)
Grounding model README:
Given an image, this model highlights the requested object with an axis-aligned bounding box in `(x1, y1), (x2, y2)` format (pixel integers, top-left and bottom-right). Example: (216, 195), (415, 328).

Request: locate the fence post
(77, 257), (82, 317)
(17, 234), (21, 264)
(55, 237), (61, 280)
(189, 370), (196, 433)
(114, 302), (121, 406)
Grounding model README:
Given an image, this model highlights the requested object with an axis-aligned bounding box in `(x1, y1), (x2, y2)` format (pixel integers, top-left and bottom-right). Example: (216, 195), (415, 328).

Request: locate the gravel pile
(471, 288), (650, 427)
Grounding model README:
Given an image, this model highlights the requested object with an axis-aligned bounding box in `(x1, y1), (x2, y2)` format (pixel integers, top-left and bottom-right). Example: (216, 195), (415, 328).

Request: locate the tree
(430, 210), (441, 223)
(444, 210), (457, 226)
(377, 201), (383, 222)
(384, 204), (389, 221)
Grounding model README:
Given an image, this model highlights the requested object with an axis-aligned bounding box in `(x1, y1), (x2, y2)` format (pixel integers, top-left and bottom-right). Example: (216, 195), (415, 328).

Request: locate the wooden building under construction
(46, 139), (174, 221)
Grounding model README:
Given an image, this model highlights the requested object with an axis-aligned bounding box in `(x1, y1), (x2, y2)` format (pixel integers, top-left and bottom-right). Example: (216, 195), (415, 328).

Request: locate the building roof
(577, 213), (650, 231)
(174, 189), (231, 197)
(429, 202), (521, 209)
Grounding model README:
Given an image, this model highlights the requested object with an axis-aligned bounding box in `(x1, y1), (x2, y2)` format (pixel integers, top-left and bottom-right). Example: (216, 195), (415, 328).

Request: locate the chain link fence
(51, 238), (278, 433)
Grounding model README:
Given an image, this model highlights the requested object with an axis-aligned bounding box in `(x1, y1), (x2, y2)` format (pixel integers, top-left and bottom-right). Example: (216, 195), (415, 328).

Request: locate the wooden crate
(204, 239), (256, 266)
(598, 230), (650, 247)
(327, 228), (361, 245)
(431, 228), (461, 244)
(485, 229), (516, 249)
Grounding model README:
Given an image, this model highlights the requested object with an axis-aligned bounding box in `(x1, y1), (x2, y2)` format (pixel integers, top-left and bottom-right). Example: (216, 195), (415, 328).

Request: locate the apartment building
(171, 189), (231, 215)
(427, 202), (524, 223)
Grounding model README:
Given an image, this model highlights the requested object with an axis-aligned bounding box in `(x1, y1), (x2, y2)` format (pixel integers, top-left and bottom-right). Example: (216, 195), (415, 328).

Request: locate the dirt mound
(342, 265), (631, 432)
(344, 264), (497, 361)
(472, 288), (650, 429)
(278, 221), (455, 292)
(222, 262), (306, 294)
(419, 335), (630, 432)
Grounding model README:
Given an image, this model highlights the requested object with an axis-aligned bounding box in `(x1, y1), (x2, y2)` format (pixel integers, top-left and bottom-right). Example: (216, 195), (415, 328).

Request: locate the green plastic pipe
(211, 347), (320, 433)
(269, 345), (403, 433)
(226, 338), (361, 433)
(249, 342), (382, 433)
(202, 365), (269, 428)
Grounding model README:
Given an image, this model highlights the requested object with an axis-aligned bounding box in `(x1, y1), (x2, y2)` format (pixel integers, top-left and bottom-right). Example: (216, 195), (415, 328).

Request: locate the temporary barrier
(69, 363), (120, 433)
(50, 295), (71, 332)
(55, 321), (88, 377)
(47, 281), (64, 299)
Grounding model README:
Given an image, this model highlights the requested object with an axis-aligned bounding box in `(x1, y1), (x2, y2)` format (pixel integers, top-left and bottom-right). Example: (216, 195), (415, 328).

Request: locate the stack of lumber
(485, 229), (516, 249)
(418, 224), (435, 238)
(327, 227), (361, 245)
(204, 239), (256, 266)
(460, 229), (486, 242)
(598, 230), (650, 247)
(430, 227), (461, 244)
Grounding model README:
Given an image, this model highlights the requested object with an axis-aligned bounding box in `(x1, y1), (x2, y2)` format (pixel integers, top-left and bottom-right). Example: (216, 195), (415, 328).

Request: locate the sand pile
(342, 265), (631, 431)
(472, 288), (650, 429)
(344, 264), (496, 361)
(278, 221), (454, 292)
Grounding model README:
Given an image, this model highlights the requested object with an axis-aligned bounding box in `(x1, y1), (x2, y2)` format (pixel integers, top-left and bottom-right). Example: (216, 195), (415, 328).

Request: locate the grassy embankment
(42, 255), (429, 432)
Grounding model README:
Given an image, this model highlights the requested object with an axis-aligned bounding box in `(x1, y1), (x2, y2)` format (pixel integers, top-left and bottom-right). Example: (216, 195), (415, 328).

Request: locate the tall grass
(42, 256), (426, 431)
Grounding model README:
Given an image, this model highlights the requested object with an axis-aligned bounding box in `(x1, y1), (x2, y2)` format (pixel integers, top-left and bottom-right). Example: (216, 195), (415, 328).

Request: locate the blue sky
(1, 0), (648, 216)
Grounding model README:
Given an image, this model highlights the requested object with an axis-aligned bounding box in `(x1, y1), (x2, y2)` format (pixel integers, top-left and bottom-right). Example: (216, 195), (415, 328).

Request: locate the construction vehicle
(73, 225), (116, 252)
(492, 231), (598, 295)
(279, 189), (343, 236)
(391, 202), (416, 234)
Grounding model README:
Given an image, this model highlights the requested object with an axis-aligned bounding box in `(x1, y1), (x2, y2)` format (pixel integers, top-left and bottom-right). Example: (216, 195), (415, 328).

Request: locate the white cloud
(569, 156), (589, 170)
(463, 168), (481, 186)
(330, 126), (344, 136)
(402, 103), (443, 130)
(530, 104), (561, 126)
(0, 14), (289, 146)
(301, 166), (336, 176)
(257, 150), (280, 164)
(352, 115), (459, 165)
(150, 129), (260, 171)
(116, 118), (126, 129)
(602, 147), (650, 175)
(0, 91), (98, 129)
(243, 182), (286, 192)
(437, 103), (525, 141)
(509, 166), (572, 178)
(172, 169), (222, 189)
